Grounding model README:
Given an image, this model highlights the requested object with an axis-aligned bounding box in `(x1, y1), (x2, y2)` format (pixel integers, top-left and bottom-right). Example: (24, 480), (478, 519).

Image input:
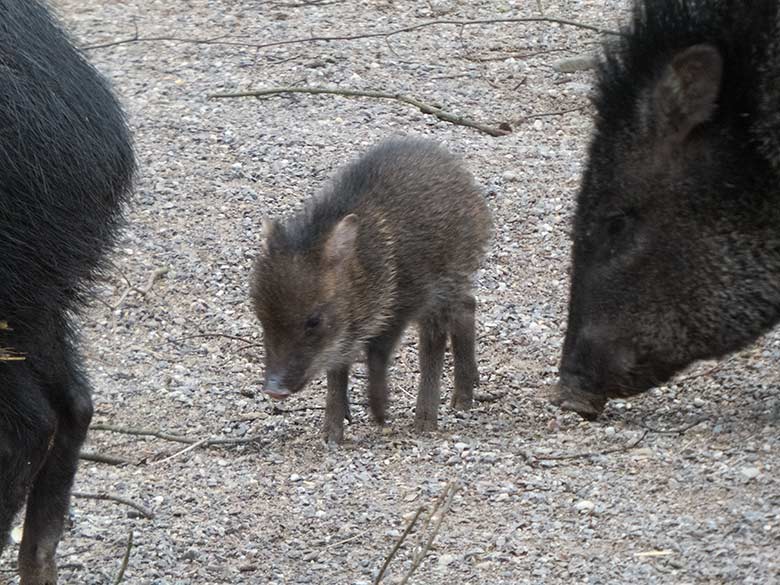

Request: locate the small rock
(501, 171), (518, 182)
(740, 466), (761, 480)
(289, 473), (302, 482)
(574, 500), (595, 513)
(10, 525), (23, 544)
(553, 54), (598, 73)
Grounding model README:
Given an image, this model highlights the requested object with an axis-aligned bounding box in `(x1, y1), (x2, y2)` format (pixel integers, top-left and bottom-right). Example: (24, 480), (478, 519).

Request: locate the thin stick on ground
(325, 527), (373, 550)
(375, 506), (424, 585)
(535, 430), (649, 461)
(114, 531), (133, 585)
(151, 437), (210, 466)
(72, 492), (155, 520)
(82, 16), (620, 52)
(208, 86), (511, 137)
(399, 481), (460, 585)
(79, 451), (134, 466)
(514, 106), (586, 125)
(641, 417), (708, 435)
(90, 423), (268, 448)
(106, 266), (169, 310)
(375, 481), (460, 584)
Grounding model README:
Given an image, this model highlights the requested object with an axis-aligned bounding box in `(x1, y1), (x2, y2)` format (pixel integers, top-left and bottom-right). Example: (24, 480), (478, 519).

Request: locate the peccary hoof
(450, 395), (473, 411)
(414, 416), (438, 433)
(322, 423), (344, 445)
(548, 384), (607, 421)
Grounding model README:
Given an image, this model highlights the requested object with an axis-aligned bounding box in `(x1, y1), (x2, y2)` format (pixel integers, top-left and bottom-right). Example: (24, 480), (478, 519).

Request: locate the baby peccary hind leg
(450, 293), (479, 411)
(415, 312), (447, 432)
(323, 366), (350, 445)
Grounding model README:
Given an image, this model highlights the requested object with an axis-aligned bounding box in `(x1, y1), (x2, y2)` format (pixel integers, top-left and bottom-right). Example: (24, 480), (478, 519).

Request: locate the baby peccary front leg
(450, 293), (479, 411)
(415, 314), (447, 432)
(323, 366), (350, 445)
(367, 333), (398, 425)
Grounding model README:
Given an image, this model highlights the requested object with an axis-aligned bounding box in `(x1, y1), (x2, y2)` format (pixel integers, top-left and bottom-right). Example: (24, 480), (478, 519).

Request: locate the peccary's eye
(606, 214), (627, 237)
(605, 210), (635, 239)
(304, 313), (321, 330)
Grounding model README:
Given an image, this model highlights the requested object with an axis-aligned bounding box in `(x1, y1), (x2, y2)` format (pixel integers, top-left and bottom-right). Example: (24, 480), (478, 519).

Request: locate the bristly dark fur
(0, 1), (135, 581)
(555, 0), (780, 419)
(0, 0), (136, 324)
(595, 0), (774, 137)
(267, 139), (456, 255)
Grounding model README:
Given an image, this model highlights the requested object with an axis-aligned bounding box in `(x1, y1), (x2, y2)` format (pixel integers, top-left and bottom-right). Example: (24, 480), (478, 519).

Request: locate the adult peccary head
(553, 0), (780, 419)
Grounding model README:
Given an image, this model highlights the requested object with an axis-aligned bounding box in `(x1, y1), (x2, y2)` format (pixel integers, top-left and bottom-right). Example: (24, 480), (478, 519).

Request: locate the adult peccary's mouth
(263, 387), (291, 400)
(548, 382), (607, 421)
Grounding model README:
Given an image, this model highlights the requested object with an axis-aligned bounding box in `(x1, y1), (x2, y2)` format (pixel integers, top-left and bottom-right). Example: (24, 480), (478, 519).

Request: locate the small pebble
(740, 467), (761, 480)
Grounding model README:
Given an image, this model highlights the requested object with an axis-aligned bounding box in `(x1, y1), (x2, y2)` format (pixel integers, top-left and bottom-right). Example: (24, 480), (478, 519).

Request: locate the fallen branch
(72, 492), (155, 520)
(399, 481), (460, 585)
(514, 106), (585, 125)
(80, 451), (134, 466)
(535, 430), (649, 461)
(107, 267), (169, 310)
(325, 527), (372, 550)
(90, 423), (267, 448)
(114, 531), (133, 585)
(641, 417), (708, 435)
(83, 16), (619, 52)
(208, 86), (509, 137)
(375, 507), (424, 585)
(376, 481), (460, 584)
(150, 437), (210, 466)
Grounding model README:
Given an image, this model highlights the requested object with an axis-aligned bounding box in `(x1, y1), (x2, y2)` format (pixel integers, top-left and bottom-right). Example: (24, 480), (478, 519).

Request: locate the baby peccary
(251, 138), (491, 443)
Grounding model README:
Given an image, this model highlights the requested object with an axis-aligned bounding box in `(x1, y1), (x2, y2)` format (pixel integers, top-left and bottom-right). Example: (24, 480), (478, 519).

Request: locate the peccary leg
(0, 364), (56, 562)
(367, 326), (404, 425)
(415, 313), (447, 432)
(450, 293), (479, 411)
(19, 344), (93, 585)
(323, 365), (350, 445)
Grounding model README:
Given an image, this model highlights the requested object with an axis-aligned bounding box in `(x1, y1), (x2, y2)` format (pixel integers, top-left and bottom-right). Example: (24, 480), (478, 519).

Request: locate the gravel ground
(3, 1), (779, 584)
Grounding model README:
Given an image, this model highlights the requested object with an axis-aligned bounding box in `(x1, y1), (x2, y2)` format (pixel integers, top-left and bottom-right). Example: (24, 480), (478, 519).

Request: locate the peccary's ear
(324, 214), (359, 266)
(654, 44), (722, 142)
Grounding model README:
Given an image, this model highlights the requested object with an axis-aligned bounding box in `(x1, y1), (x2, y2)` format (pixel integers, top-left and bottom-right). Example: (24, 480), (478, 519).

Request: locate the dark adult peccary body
(553, 0), (780, 419)
(251, 138), (491, 444)
(0, 1), (135, 583)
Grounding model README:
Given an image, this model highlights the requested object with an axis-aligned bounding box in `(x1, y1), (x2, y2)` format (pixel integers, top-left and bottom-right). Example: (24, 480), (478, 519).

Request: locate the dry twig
(82, 16), (619, 52)
(72, 492), (155, 520)
(375, 481), (460, 584)
(375, 507), (424, 585)
(106, 267), (168, 310)
(90, 423), (267, 448)
(209, 86), (509, 137)
(79, 451), (134, 466)
(399, 481), (460, 584)
(513, 106), (586, 125)
(641, 417), (708, 435)
(114, 531), (133, 585)
(535, 430), (649, 461)
(151, 437), (210, 466)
